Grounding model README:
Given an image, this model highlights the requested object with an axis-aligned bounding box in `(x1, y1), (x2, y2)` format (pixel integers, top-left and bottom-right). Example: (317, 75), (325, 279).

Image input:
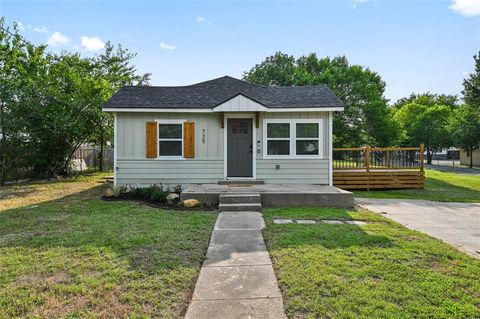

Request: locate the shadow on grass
(0, 185), (216, 272)
(355, 175), (480, 202)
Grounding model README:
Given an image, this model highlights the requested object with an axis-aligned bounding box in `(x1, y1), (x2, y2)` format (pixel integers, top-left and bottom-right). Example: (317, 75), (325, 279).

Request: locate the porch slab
(181, 183), (354, 208)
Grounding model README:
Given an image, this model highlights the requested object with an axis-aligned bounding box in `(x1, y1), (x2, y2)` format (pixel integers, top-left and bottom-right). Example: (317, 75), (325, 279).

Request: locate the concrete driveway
(356, 198), (480, 259)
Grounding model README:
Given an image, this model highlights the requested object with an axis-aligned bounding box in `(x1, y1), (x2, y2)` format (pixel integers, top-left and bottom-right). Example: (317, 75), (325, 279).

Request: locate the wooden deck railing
(332, 145), (425, 190)
(333, 144), (424, 171)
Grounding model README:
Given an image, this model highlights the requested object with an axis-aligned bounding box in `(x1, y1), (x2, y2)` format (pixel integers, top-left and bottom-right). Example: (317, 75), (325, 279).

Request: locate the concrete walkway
(185, 211), (286, 319)
(356, 198), (480, 259)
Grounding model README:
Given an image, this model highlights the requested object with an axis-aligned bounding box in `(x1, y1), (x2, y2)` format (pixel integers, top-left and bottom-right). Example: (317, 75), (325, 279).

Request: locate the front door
(227, 118), (253, 177)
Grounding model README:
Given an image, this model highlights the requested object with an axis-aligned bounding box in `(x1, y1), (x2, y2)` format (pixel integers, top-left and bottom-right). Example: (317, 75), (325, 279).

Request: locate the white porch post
(329, 111), (333, 186)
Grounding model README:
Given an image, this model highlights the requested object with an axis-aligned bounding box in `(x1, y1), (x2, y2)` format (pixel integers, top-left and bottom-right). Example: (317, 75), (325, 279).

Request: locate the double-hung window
(295, 123), (320, 155)
(157, 120), (183, 158)
(264, 119), (322, 158)
(266, 123), (290, 155)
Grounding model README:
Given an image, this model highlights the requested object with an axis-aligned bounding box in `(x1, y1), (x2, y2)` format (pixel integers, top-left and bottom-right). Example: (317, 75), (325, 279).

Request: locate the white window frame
(156, 119), (185, 160)
(263, 119), (324, 159)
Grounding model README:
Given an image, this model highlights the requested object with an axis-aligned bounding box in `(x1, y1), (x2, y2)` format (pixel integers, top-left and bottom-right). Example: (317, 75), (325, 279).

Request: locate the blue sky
(1, 0), (479, 102)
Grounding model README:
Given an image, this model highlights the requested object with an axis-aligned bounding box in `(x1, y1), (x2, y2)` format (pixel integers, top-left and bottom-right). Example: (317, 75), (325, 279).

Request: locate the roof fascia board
(266, 107), (344, 112)
(103, 106), (344, 113)
(102, 108), (213, 113)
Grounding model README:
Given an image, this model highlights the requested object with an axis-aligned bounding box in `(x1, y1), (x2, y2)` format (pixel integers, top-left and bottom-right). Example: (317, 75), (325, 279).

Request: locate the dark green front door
(227, 118), (253, 177)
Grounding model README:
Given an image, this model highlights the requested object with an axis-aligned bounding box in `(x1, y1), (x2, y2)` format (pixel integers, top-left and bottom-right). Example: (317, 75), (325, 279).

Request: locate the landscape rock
(104, 188), (114, 198)
(167, 193), (180, 203)
(183, 199), (200, 208)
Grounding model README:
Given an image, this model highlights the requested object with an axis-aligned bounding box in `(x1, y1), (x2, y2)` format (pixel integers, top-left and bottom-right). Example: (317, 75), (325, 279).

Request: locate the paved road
(426, 164), (480, 175)
(356, 198), (480, 259)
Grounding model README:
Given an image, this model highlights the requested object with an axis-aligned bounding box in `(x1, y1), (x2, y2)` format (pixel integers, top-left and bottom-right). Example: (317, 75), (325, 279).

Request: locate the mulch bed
(101, 196), (218, 211)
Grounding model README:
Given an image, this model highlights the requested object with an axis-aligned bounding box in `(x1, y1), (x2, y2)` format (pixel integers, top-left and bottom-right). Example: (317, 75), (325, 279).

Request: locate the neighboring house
(431, 147), (460, 161)
(102, 76), (344, 187)
(460, 149), (480, 168)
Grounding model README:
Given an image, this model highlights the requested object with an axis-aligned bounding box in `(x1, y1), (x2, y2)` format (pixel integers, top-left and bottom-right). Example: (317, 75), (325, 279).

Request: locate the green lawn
(354, 169), (480, 202)
(263, 207), (480, 319)
(0, 174), (216, 318)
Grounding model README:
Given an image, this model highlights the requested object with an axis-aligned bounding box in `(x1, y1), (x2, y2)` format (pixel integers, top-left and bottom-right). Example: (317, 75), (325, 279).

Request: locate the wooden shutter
(146, 122), (157, 158)
(184, 122), (195, 158)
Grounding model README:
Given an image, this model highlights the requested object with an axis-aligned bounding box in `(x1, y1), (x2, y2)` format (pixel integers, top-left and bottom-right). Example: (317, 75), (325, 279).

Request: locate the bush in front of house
(105, 184), (178, 205)
(103, 184), (215, 210)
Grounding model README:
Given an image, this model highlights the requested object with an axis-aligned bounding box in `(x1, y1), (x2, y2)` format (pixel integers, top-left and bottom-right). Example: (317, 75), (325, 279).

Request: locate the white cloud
(47, 32), (70, 46)
(33, 26), (49, 33)
(159, 41), (176, 50)
(352, 0), (369, 8)
(80, 36), (105, 51)
(450, 0), (480, 16)
(197, 16), (212, 24)
(16, 21), (26, 31)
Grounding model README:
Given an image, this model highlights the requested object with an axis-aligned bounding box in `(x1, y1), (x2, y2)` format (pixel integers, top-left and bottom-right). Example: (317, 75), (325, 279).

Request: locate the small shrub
(112, 186), (121, 198)
(150, 189), (169, 202)
(132, 187), (153, 200)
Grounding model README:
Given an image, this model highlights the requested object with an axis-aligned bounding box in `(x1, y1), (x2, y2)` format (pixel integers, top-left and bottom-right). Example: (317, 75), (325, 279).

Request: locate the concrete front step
(219, 203), (262, 212)
(219, 193), (261, 204)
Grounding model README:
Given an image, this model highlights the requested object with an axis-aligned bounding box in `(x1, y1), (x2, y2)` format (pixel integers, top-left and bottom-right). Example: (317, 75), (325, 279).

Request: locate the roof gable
(213, 93), (267, 112)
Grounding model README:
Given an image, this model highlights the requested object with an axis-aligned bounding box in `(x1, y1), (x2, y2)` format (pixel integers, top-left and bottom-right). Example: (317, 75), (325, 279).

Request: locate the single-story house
(102, 76), (344, 187)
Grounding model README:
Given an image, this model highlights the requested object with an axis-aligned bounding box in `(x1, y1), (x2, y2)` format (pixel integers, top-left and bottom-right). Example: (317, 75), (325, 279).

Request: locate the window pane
(267, 140), (290, 155)
(267, 123), (290, 138)
(159, 124), (182, 139)
(296, 123), (319, 138)
(159, 141), (182, 156)
(296, 140), (319, 155)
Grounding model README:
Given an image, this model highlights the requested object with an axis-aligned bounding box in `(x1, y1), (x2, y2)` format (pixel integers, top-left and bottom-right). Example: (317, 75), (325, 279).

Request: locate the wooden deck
(333, 170), (425, 190)
(333, 145), (425, 190)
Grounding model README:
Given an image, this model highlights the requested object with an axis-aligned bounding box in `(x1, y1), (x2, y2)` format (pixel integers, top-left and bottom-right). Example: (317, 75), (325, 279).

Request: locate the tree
(394, 92), (458, 109)
(449, 52), (480, 168)
(462, 51), (480, 108)
(394, 103), (452, 164)
(449, 106), (480, 168)
(86, 42), (150, 171)
(0, 18), (150, 183)
(243, 52), (400, 147)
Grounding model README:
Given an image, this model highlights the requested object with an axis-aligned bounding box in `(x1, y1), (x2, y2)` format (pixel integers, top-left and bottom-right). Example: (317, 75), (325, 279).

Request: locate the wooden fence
(333, 145), (425, 190)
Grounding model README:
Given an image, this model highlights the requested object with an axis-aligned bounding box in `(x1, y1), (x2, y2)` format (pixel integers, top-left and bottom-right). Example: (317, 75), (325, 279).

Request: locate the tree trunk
(426, 148), (432, 165)
(99, 131), (104, 172)
(470, 148), (474, 168)
(0, 101), (6, 185)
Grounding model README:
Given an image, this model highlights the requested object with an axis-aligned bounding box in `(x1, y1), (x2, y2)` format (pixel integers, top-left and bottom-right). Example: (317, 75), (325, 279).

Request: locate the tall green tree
(394, 103), (452, 164)
(462, 51), (480, 108)
(449, 52), (480, 168)
(0, 18), (150, 183)
(449, 106), (480, 168)
(86, 43), (150, 171)
(243, 52), (400, 147)
(394, 93), (458, 109)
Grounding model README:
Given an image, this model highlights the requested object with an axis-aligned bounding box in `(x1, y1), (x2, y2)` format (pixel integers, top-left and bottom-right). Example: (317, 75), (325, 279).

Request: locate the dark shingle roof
(102, 76), (344, 109)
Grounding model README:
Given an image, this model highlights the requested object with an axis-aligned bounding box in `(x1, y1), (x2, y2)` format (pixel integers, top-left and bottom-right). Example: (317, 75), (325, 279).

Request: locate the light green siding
(116, 111), (331, 186)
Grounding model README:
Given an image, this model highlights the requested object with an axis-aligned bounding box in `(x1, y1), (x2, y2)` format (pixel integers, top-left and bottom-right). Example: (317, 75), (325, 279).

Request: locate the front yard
(354, 169), (480, 202)
(0, 174), (216, 318)
(263, 207), (480, 319)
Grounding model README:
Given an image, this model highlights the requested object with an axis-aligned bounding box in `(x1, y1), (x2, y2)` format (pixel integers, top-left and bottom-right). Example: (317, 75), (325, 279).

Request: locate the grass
(0, 173), (216, 318)
(354, 169), (480, 202)
(263, 207), (480, 319)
